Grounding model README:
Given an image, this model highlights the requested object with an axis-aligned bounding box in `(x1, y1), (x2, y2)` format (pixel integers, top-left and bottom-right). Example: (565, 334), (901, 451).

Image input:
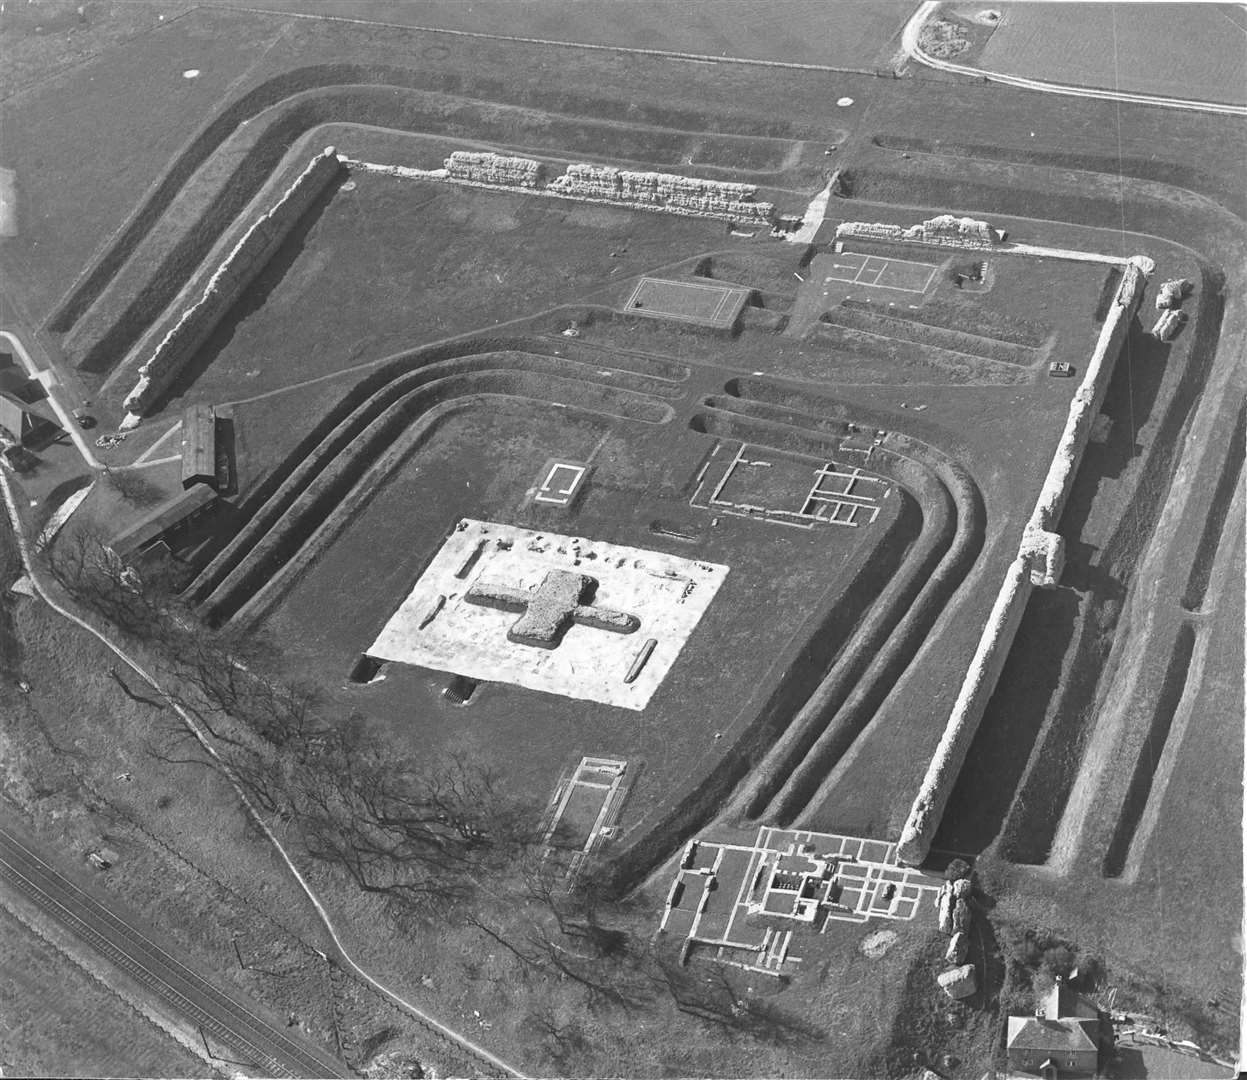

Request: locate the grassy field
(0, 903), (209, 1078)
(4, 0), (1242, 337)
(94, 172), (722, 418)
(971, 2), (1247, 106)
(0, 6), (287, 324)
(196, 0), (916, 69)
(0, 0), (196, 99)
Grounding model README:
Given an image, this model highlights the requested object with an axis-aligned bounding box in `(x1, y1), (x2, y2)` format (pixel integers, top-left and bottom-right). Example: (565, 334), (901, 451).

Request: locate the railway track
(0, 825), (352, 1079)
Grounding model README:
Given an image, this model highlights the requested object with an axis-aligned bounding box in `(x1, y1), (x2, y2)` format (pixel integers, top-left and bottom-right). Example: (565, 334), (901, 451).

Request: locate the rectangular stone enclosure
(367, 519), (729, 709)
(624, 276), (751, 328)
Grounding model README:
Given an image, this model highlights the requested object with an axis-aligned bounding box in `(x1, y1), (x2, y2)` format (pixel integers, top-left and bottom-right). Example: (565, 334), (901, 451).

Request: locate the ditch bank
(895, 257), (1150, 866)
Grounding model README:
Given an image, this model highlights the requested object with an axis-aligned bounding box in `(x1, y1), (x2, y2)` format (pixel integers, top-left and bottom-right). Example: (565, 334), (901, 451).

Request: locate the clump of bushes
(997, 924), (1106, 1016)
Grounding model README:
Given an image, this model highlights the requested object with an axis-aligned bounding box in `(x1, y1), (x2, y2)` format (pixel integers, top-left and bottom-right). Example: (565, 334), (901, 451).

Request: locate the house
(1006, 980), (1110, 1079)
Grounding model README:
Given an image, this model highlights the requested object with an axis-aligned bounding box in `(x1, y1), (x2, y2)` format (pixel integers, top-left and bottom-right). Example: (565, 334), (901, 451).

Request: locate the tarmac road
(0, 822), (353, 1079)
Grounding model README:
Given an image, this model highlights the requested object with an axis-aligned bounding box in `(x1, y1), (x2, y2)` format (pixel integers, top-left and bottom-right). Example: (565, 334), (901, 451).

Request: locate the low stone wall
(835, 214), (998, 250)
(121, 147), (344, 422)
(895, 255), (1150, 866)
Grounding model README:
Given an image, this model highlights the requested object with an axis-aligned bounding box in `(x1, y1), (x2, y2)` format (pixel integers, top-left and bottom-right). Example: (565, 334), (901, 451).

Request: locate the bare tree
(291, 739), (538, 919)
(46, 527), (179, 639)
(102, 467), (166, 509)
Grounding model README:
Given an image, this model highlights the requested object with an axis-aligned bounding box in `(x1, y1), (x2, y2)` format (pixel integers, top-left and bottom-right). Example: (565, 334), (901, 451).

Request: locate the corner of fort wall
(122, 147), (344, 422)
(895, 255), (1149, 866)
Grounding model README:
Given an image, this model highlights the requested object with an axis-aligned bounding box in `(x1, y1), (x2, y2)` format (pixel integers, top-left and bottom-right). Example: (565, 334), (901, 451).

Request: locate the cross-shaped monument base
(365, 520), (729, 710)
(465, 569), (640, 649)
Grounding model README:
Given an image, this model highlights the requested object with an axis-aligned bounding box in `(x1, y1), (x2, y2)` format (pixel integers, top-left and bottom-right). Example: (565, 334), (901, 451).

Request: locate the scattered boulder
(946, 931), (969, 965)
(937, 963), (977, 999)
(952, 877), (973, 900)
(936, 882), (954, 934)
(952, 897), (971, 932)
(1153, 308), (1187, 341)
(1155, 278), (1190, 310)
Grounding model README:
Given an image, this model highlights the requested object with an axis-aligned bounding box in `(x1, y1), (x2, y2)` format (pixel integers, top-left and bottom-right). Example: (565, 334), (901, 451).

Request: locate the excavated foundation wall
(121, 147), (344, 419)
(895, 257), (1150, 866)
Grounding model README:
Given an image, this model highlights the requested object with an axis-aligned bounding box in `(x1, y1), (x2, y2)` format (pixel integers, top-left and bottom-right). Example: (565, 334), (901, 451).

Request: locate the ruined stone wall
(444, 151), (544, 187)
(895, 256), (1149, 866)
(547, 163), (774, 223)
(834, 214), (996, 249)
(122, 147), (344, 421)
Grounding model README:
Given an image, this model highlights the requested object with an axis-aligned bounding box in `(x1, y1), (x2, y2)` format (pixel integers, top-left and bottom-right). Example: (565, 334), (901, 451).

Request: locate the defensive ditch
(1100, 622), (1197, 878)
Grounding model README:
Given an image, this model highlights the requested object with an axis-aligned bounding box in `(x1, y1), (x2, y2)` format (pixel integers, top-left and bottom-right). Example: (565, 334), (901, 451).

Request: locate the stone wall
(834, 214), (998, 249)
(547, 163), (774, 223)
(122, 147), (344, 422)
(444, 151), (544, 187)
(895, 256), (1149, 866)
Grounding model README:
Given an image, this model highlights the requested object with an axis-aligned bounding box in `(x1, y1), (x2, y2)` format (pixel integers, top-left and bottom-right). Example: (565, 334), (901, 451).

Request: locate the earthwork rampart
(185, 339), (685, 625)
(895, 255), (1150, 866)
(121, 147), (344, 422)
(609, 397), (983, 886)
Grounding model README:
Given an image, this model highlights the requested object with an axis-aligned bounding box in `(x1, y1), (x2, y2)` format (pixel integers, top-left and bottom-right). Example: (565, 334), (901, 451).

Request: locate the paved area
(367, 518), (728, 709)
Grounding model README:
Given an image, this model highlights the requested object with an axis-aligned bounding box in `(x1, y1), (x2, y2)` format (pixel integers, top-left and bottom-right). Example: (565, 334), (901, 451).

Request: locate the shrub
(945, 857), (972, 882)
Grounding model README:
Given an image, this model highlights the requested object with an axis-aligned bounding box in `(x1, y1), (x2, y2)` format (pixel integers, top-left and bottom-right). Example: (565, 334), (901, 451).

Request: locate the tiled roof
(1006, 1016), (1099, 1053)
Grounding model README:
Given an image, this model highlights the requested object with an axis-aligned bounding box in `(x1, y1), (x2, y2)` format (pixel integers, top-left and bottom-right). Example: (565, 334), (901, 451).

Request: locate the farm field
(968, 2), (1247, 106)
(196, 0), (916, 69)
